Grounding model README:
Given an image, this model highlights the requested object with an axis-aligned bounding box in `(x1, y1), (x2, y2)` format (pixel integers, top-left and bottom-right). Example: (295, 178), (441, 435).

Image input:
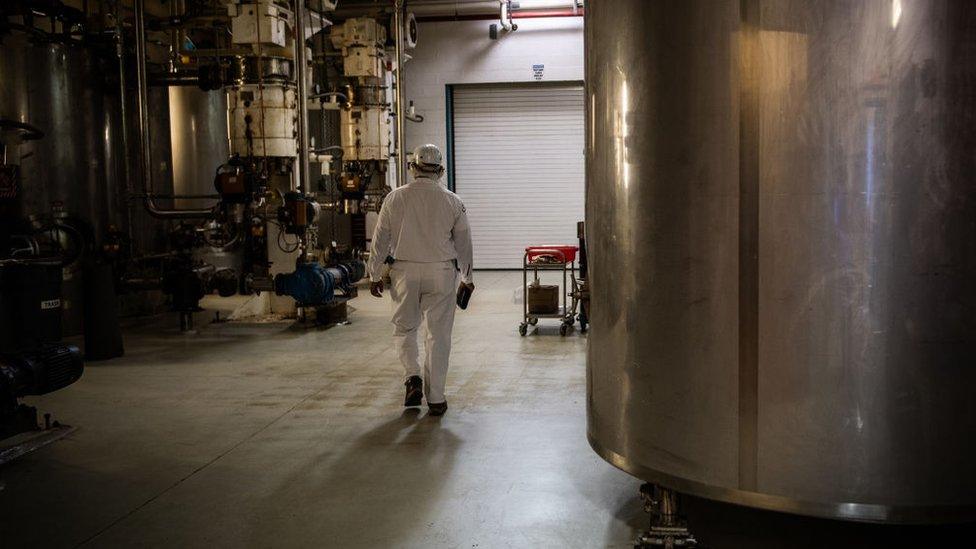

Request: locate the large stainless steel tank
(586, 0), (976, 523)
(167, 87), (242, 274)
(168, 86), (228, 209)
(1, 32), (126, 243)
(1, 32), (129, 334)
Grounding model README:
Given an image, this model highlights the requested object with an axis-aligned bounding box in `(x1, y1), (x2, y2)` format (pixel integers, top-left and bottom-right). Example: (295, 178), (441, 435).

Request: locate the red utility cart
(519, 245), (582, 336)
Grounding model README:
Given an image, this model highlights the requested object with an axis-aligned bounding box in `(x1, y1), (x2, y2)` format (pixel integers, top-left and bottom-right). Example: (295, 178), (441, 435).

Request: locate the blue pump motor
(273, 260), (365, 306)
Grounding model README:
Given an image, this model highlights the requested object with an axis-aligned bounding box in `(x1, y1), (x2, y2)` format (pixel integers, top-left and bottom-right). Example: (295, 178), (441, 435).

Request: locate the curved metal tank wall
(1, 32), (127, 334)
(167, 86), (242, 274)
(585, 0), (976, 523)
(168, 86), (228, 209)
(1, 33), (125, 243)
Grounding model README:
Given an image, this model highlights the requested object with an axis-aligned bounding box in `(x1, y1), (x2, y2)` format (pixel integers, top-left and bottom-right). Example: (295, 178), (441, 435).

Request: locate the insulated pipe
(393, 1), (407, 189)
(294, 0), (311, 194)
(499, 1), (513, 31)
(134, 0), (213, 220)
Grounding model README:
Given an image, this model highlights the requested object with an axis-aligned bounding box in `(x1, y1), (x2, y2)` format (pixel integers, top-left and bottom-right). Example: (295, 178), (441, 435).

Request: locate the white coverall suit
(367, 174), (474, 404)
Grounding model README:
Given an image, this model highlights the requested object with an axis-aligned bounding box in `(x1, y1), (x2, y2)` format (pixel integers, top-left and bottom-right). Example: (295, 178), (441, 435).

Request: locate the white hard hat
(411, 143), (443, 171)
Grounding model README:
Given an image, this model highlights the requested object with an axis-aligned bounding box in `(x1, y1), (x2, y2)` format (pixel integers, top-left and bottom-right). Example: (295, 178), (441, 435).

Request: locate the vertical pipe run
(294, 0), (311, 194)
(115, 0), (134, 245)
(133, 0), (153, 206)
(499, 0), (513, 31)
(132, 0), (153, 199)
(169, 0), (179, 71)
(394, 1), (406, 188)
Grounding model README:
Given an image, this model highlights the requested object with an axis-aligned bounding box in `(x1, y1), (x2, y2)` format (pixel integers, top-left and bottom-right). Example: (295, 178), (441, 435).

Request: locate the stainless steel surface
(1, 25), (133, 333)
(0, 36), (30, 130)
(168, 87), (228, 209)
(167, 90), (242, 282)
(228, 56), (294, 84)
(134, 0), (213, 220)
(0, 33), (125, 243)
(585, 0), (976, 524)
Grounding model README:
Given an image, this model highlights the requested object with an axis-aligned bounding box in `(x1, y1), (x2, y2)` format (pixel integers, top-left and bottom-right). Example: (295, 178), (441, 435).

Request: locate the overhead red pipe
(512, 9), (583, 18)
(417, 8), (583, 23)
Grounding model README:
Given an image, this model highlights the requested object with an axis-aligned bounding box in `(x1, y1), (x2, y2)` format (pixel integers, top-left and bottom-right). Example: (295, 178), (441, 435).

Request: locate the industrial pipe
(336, 0), (580, 19)
(115, 0), (135, 244)
(510, 9), (582, 18)
(417, 8), (583, 22)
(294, 0), (312, 194)
(132, 193), (222, 199)
(133, 0), (214, 220)
(308, 92), (349, 104)
(393, 0), (407, 188)
(149, 73), (200, 87)
(499, 1), (513, 32)
(168, 0), (180, 71)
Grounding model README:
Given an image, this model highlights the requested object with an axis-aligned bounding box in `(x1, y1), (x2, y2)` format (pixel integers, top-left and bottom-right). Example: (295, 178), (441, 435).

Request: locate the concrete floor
(1, 272), (972, 548)
(1, 272), (643, 548)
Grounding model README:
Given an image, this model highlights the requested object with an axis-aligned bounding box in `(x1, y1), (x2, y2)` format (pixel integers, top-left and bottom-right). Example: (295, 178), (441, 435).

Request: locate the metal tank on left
(1, 28), (131, 335)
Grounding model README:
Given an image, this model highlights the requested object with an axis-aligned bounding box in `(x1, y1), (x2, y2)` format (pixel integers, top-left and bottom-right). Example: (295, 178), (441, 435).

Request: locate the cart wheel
(519, 323), (528, 337)
(529, 317), (539, 326)
(560, 323), (569, 336)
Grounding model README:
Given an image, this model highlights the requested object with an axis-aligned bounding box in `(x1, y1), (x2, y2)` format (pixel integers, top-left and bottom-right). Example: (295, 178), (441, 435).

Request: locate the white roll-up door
(452, 84), (585, 269)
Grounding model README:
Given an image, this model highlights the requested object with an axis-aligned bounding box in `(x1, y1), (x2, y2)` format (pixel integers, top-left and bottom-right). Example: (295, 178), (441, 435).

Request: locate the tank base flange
(590, 433), (976, 525)
(635, 483), (699, 549)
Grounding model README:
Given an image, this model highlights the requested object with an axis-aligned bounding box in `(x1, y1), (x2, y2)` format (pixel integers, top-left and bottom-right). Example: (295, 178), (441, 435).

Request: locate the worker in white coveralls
(367, 143), (474, 416)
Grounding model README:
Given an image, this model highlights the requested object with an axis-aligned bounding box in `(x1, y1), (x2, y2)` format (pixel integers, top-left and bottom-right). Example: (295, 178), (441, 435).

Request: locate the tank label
(41, 299), (61, 310)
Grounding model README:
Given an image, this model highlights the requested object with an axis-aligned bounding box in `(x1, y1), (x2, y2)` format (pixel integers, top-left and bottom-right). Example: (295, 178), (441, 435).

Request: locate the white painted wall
(403, 17), (584, 156)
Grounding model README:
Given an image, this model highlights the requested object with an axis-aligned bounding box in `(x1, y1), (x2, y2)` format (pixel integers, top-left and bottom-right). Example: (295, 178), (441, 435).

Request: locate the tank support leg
(635, 484), (698, 548)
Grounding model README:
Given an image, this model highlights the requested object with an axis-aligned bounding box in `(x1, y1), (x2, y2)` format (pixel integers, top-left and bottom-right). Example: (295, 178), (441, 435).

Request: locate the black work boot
(428, 401), (448, 416)
(404, 376), (423, 407)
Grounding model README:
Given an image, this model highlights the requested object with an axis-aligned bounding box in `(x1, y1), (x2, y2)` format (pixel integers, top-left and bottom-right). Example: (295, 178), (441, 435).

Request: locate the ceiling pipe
(416, 8), (583, 22)
(334, 1), (581, 19)
(511, 9), (582, 18)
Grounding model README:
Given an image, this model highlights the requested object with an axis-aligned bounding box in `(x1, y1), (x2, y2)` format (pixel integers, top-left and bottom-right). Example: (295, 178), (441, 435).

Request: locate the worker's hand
(370, 280), (384, 298)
